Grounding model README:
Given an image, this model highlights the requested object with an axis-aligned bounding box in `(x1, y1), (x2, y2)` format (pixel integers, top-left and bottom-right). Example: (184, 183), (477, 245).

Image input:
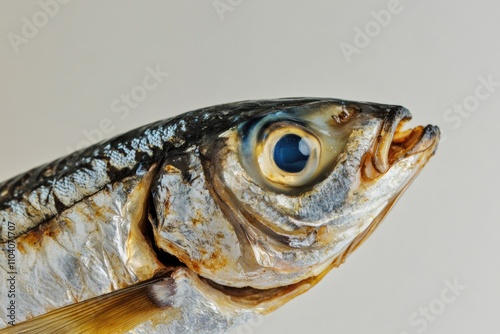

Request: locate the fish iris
(273, 134), (310, 173)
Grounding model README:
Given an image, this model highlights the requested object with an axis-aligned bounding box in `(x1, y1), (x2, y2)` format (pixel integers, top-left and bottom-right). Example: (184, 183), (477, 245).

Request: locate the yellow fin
(0, 277), (177, 334)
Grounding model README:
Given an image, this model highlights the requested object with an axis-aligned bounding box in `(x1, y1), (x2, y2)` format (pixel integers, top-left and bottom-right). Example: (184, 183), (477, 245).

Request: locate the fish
(0, 98), (440, 333)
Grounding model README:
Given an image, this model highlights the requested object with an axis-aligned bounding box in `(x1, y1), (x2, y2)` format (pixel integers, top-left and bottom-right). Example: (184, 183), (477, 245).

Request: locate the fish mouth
(364, 107), (440, 178)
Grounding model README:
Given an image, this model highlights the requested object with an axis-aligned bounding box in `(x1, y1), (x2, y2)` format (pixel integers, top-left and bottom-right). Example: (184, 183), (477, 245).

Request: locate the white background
(0, 1), (498, 333)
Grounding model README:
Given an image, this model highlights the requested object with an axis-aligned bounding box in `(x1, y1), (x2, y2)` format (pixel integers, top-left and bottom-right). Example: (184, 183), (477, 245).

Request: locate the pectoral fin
(0, 277), (177, 334)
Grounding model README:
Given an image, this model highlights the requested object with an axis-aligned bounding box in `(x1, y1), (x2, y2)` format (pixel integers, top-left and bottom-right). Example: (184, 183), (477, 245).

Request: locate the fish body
(0, 98), (440, 333)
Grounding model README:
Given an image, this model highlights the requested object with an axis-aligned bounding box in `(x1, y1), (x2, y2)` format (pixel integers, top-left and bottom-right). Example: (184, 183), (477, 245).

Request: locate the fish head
(152, 98), (440, 293)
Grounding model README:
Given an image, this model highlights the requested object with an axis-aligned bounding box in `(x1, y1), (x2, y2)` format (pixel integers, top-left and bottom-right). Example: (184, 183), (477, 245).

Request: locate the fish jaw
(363, 105), (440, 179)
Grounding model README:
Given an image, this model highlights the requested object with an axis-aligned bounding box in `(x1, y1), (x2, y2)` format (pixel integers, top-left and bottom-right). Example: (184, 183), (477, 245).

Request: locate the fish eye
(257, 124), (321, 187)
(273, 134), (310, 173)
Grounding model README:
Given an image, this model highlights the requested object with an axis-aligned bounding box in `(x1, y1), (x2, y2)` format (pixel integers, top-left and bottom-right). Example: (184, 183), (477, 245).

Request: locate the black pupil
(273, 134), (310, 173)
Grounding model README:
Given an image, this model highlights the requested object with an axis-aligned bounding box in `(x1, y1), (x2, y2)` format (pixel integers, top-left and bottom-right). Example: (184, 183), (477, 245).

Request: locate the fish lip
(371, 107), (440, 174)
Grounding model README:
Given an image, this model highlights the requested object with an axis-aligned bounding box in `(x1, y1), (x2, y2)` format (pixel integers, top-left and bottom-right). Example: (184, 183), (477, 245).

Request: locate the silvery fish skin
(0, 98), (439, 333)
